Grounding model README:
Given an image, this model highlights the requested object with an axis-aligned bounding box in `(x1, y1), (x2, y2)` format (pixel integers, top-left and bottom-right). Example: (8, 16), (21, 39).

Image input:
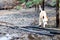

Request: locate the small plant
(16, 5), (21, 10)
(32, 0), (42, 5)
(18, 0), (42, 8)
(49, 0), (56, 7)
(26, 1), (33, 8)
(47, 0), (60, 7)
(19, 0), (25, 3)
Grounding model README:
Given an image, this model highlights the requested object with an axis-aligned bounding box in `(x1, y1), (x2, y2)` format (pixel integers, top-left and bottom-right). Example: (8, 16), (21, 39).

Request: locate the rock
(45, 0), (56, 7)
(0, 34), (19, 40)
(0, 34), (12, 40)
(0, 0), (18, 9)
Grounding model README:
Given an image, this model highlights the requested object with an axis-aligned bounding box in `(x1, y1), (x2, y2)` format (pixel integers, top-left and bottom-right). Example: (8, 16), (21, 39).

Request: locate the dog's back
(39, 6), (48, 27)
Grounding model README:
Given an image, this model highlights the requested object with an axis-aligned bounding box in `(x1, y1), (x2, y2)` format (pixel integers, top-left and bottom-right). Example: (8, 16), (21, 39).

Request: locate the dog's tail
(39, 5), (43, 12)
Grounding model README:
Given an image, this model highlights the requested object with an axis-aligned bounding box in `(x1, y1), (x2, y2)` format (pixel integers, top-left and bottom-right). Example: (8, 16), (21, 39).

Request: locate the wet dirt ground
(0, 7), (60, 40)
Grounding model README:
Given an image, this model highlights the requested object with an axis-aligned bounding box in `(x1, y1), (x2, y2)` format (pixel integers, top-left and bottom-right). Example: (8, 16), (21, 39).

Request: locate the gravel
(0, 7), (59, 40)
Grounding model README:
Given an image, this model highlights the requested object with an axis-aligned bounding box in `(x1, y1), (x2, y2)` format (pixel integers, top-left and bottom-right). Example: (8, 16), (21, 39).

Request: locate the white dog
(39, 6), (48, 27)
